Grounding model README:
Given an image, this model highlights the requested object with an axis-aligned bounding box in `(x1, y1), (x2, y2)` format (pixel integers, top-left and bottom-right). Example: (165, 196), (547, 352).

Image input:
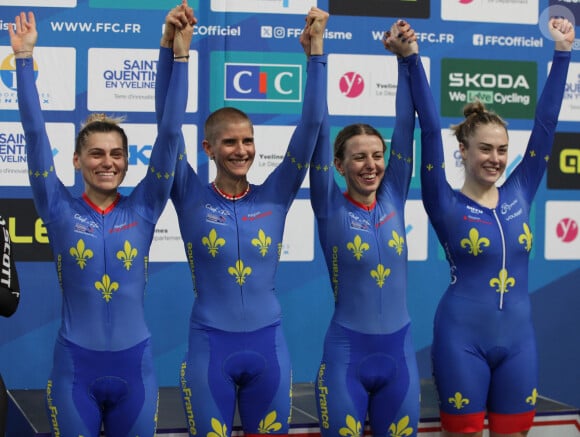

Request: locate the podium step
(7, 380), (580, 436)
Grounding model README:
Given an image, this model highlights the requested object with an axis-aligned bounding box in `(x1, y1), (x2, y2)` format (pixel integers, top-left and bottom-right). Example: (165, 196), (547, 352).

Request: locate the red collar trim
(82, 192), (120, 214)
(343, 192), (376, 211)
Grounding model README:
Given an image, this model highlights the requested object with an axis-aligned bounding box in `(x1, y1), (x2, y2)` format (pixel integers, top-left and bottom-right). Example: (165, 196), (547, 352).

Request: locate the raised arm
(403, 30), (452, 219)
(507, 17), (573, 199)
(265, 7), (329, 206)
(10, 12), (64, 220)
(383, 20), (417, 199)
(308, 93), (332, 218)
(134, 9), (194, 219)
(305, 8), (335, 218)
(156, 1), (196, 126)
(156, 1), (202, 209)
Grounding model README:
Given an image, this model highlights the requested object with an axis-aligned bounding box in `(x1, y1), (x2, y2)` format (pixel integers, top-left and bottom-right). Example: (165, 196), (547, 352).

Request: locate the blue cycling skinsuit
(409, 51), (570, 433)
(16, 54), (188, 436)
(309, 56), (420, 437)
(156, 46), (327, 436)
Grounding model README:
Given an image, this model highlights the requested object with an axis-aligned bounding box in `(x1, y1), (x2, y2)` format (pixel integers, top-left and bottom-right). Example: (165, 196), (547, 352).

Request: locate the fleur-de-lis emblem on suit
(116, 240), (137, 270)
(202, 229), (226, 257)
(388, 415), (414, 437)
(207, 417), (228, 437)
(526, 388), (538, 406)
(370, 264), (391, 288)
(489, 268), (515, 295)
(388, 230), (405, 255)
(251, 229), (271, 257)
(338, 414), (362, 437)
(70, 239), (93, 269)
(228, 260), (252, 285)
(518, 223), (533, 252)
(460, 228), (490, 256)
(95, 274), (119, 302)
(346, 235), (369, 260)
(258, 410), (282, 434)
(448, 392), (470, 410)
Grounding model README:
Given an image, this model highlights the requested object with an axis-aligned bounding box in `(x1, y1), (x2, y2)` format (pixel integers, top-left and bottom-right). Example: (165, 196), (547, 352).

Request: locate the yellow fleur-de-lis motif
(526, 388), (538, 406)
(518, 223), (533, 252)
(370, 264), (391, 288)
(228, 259), (252, 285)
(251, 229), (272, 257)
(258, 410), (283, 434)
(339, 414), (362, 437)
(116, 240), (137, 271)
(388, 415), (414, 437)
(448, 392), (470, 410)
(94, 274), (119, 302)
(202, 229), (226, 257)
(346, 235), (369, 260)
(489, 268), (515, 295)
(388, 230), (405, 256)
(69, 239), (93, 269)
(207, 417), (228, 437)
(460, 228), (490, 256)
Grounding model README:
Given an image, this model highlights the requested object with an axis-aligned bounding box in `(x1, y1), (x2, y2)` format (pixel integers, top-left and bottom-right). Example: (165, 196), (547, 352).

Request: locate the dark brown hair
(451, 100), (508, 147)
(334, 123), (386, 161)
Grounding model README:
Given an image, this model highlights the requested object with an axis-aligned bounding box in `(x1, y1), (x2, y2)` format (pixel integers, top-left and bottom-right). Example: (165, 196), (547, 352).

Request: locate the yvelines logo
(210, 52), (305, 114)
(547, 133), (580, 189)
(545, 201), (580, 260)
(0, 199), (52, 262)
(339, 72), (365, 98)
(441, 58), (537, 119)
(329, 0), (429, 18)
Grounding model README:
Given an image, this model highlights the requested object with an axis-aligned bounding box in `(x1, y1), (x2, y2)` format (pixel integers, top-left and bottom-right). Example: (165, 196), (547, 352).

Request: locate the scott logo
(339, 72), (365, 98)
(225, 64), (301, 102)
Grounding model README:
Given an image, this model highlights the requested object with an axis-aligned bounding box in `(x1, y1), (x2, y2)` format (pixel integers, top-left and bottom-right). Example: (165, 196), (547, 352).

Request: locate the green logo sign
(441, 58), (537, 119)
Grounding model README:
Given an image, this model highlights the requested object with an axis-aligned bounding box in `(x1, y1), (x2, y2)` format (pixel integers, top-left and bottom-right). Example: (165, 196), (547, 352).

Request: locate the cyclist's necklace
(212, 181), (250, 200)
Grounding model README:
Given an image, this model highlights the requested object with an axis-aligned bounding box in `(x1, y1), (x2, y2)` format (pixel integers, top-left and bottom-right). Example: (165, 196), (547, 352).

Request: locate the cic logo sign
(210, 52), (306, 115)
(225, 64), (301, 102)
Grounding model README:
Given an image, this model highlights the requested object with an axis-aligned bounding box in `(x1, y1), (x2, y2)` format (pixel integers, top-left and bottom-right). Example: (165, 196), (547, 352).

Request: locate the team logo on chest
(500, 199), (523, 222)
(73, 213), (99, 237)
(462, 204), (491, 225)
(205, 203), (230, 225)
(348, 212), (371, 232)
